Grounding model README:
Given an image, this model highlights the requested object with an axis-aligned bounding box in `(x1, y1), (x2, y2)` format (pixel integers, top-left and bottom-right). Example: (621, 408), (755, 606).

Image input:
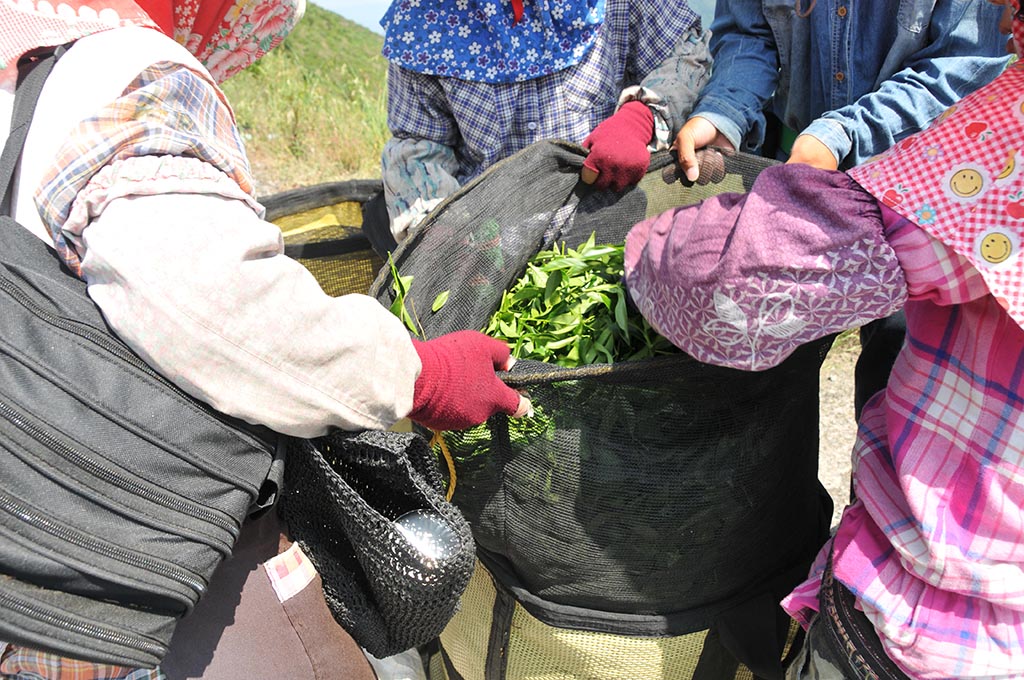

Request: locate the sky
(318, 0), (388, 34)
(316, 0), (717, 37)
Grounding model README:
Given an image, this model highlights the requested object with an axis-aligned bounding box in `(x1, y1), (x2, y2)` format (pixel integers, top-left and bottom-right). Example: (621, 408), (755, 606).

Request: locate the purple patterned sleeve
(623, 164), (908, 370)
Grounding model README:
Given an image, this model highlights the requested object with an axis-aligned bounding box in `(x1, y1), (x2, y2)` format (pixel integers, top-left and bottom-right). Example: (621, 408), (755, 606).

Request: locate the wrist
(620, 100), (655, 139)
(409, 338), (441, 418)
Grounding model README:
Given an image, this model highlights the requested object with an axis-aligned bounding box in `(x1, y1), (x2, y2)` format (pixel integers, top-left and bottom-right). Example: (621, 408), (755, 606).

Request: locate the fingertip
(580, 166), (599, 184)
(489, 338), (512, 367)
(513, 395), (533, 419)
(685, 166), (700, 183)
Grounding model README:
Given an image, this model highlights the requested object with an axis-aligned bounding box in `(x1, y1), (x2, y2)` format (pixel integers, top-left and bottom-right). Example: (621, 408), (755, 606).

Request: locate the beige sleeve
(78, 191), (420, 437)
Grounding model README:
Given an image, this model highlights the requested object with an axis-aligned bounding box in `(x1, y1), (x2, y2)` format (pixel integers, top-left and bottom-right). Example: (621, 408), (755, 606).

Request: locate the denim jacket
(691, 0), (1010, 168)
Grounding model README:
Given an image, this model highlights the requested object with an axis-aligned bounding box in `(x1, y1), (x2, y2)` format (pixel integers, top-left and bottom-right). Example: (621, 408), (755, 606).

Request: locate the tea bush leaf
(432, 290), (450, 312)
(486, 235), (677, 367)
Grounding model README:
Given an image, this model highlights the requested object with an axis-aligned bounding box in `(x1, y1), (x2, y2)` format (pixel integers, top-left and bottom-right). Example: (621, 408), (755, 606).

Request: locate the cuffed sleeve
(624, 165), (908, 370)
(800, 118), (849, 168)
(689, 0), (781, 154)
(381, 136), (461, 241)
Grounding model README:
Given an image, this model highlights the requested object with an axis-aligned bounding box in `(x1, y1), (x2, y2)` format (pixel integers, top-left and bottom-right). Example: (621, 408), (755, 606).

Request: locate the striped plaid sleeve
(628, 0), (701, 76)
(385, 62), (460, 145)
(881, 207), (992, 305)
(34, 61), (257, 275)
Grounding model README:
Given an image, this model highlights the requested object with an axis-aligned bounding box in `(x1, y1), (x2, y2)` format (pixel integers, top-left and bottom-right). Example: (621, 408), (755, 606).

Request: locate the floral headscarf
(138, 0), (303, 81)
(848, 46), (1024, 330)
(0, 0), (303, 88)
(381, 0), (606, 83)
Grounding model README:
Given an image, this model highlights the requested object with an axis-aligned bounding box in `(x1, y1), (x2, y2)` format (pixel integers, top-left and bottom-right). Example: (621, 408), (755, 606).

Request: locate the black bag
(279, 429), (477, 659)
(0, 46), (279, 668)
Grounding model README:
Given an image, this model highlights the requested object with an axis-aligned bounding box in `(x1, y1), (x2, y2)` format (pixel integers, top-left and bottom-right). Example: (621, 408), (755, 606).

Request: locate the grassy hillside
(220, 3), (388, 194)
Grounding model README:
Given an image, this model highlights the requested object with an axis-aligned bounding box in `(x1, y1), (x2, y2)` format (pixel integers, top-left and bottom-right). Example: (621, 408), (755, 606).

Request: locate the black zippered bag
(0, 45), (279, 669)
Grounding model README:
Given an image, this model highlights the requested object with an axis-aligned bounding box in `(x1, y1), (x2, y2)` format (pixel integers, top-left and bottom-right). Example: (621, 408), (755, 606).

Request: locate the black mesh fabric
(369, 141), (833, 632)
(279, 430), (476, 658)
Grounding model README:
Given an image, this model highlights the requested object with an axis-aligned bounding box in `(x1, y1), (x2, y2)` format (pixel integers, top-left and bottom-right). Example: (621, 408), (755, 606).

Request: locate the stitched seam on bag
(0, 325), (265, 493)
(0, 430), (234, 548)
(0, 269), (271, 451)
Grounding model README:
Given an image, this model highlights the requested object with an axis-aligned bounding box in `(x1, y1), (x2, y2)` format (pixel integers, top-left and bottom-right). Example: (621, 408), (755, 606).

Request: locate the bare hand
(786, 134), (839, 171)
(673, 117), (734, 182)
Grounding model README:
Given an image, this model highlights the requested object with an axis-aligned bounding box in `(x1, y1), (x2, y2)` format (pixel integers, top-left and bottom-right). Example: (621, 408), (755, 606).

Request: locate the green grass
(220, 2), (388, 193)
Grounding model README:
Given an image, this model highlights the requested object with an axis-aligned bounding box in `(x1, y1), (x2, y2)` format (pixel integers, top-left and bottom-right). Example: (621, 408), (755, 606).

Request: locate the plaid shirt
(381, 0), (709, 238)
(0, 646), (164, 679)
(34, 60), (258, 275)
(817, 215), (1024, 679)
(624, 167), (1024, 678)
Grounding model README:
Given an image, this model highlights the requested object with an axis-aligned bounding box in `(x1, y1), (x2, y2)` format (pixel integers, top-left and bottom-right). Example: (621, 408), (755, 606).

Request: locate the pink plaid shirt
(625, 168), (1024, 678)
(789, 213), (1024, 679)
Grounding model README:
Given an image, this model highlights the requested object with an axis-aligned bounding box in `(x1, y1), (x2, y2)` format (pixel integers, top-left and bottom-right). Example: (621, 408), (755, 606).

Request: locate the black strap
(0, 44), (70, 217)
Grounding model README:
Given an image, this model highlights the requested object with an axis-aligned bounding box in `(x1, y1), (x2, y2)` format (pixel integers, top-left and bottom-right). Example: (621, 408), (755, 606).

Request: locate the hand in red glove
(408, 330), (531, 431)
(580, 100), (655, 192)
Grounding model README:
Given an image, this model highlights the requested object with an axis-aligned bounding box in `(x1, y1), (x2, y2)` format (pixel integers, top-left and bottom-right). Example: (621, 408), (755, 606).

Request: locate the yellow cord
(430, 430), (457, 501)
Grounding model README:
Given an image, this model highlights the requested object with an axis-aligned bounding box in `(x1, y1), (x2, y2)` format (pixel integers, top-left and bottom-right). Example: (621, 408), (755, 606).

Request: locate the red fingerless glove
(582, 100), (655, 192)
(408, 330), (522, 431)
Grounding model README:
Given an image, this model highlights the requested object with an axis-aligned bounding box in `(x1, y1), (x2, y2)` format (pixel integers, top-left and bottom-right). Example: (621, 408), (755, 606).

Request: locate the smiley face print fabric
(849, 60), (1024, 328)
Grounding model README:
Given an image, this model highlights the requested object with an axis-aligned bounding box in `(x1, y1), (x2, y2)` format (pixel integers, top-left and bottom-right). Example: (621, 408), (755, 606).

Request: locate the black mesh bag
(369, 141), (834, 677)
(279, 429), (476, 659)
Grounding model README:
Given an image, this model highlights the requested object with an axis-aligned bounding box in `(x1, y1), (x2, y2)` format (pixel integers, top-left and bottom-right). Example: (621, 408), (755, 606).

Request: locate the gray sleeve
(631, 26), (714, 138)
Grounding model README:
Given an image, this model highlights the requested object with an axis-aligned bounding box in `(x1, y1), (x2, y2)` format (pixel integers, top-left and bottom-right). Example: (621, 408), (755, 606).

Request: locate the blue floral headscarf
(380, 0), (606, 83)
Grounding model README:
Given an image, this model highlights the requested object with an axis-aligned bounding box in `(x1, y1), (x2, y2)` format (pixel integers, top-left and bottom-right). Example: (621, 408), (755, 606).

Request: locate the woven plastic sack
(428, 561), (802, 680)
(263, 179), (385, 297)
(370, 141), (834, 677)
(279, 430), (476, 658)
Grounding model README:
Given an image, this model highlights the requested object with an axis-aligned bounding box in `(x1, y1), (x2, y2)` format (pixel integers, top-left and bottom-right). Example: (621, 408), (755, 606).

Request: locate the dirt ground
(817, 337), (859, 528)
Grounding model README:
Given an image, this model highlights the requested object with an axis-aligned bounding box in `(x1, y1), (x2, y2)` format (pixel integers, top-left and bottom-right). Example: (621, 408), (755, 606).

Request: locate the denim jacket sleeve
(809, 0), (1010, 168)
(689, 0), (781, 153)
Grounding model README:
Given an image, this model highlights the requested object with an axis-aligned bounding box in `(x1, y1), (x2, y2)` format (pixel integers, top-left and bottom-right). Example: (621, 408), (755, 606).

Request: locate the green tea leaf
(481, 233), (676, 367)
(543, 269), (562, 303)
(614, 293), (629, 337)
(387, 254), (420, 335)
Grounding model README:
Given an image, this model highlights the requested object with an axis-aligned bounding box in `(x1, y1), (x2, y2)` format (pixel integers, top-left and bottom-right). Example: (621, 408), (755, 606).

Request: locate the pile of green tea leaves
(485, 233), (676, 367)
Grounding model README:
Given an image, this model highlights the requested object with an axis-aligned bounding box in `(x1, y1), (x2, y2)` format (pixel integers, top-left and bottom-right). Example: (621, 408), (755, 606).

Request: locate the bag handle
(0, 44), (70, 217)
